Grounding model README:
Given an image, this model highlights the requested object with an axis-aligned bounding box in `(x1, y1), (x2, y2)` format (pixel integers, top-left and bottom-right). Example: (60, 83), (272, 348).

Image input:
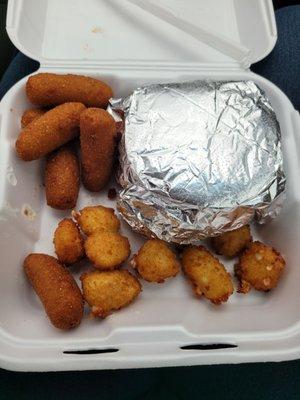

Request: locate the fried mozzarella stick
(26, 73), (113, 108)
(21, 108), (46, 128)
(80, 108), (116, 192)
(45, 145), (80, 210)
(16, 102), (86, 161)
(24, 254), (84, 329)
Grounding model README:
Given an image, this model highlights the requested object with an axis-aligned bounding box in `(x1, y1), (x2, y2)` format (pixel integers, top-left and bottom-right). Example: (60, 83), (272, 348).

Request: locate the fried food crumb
(91, 27), (103, 34)
(115, 131), (123, 143)
(21, 204), (36, 221)
(108, 188), (117, 200)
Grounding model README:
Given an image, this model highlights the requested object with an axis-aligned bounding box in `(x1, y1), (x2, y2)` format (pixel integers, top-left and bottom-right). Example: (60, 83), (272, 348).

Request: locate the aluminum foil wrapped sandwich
(110, 80), (286, 245)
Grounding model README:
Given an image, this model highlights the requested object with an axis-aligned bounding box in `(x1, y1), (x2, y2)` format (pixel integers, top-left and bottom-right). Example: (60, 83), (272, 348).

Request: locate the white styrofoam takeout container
(0, 0), (300, 372)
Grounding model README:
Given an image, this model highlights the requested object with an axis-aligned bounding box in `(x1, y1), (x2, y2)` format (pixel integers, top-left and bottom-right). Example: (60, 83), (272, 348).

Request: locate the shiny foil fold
(110, 80), (286, 244)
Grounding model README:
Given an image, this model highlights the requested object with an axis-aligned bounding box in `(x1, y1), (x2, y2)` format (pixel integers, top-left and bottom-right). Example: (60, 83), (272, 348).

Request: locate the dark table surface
(1, 361), (300, 400)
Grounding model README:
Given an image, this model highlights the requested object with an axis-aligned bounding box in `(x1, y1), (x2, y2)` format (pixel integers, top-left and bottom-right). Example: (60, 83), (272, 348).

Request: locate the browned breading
(235, 241), (285, 293)
(26, 73), (113, 108)
(81, 270), (141, 318)
(53, 219), (85, 264)
(23, 254), (84, 329)
(84, 231), (130, 270)
(132, 239), (180, 283)
(45, 145), (80, 210)
(212, 225), (252, 258)
(182, 246), (233, 305)
(21, 108), (45, 128)
(73, 205), (120, 236)
(16, 102), (86, 161)
(80, 108), (116, 192)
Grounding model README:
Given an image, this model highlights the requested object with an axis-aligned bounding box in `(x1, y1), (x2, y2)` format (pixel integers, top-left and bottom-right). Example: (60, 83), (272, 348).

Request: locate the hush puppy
(84, 231), (130, 270)
(131, 239), (180, 283)
(235, 241), (285, 293)
(182, 246), (233, 305)
(80, 108), (116, 192)
(212, 225), (252, 258)
(16, 102), (86, 161)
(26, 73), (113, 108)
(54, 219), (85, 265)
(81, 270), (141, 318)
(73, 205), (120, 236)
(24, 254), (84, 329)
(45, 145), (80, 210)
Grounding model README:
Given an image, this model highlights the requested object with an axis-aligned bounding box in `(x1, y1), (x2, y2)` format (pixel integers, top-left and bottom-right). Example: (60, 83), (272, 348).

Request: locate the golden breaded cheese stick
(80, 108), (116, 192)
(54, 219), (85, 264)
(21, 108), (46, 128)
(45, 145), (80, 210)
(24, 254), (84, 330)
(26, 73), (113, 108)
(16, 102), (86, 161)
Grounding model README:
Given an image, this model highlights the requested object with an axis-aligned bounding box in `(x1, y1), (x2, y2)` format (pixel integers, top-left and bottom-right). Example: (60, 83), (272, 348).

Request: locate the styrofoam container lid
(3, 0), (299, 372)
(6, 0), (277, 69)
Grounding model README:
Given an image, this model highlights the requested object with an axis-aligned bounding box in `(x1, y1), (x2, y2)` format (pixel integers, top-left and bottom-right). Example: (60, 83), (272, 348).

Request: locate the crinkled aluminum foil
(110, 80), (286, 245)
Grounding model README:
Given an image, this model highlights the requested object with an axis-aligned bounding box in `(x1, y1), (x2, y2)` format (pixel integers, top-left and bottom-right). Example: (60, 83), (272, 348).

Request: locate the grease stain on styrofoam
(21, 204), (37, 221)
(6, 166), (17, 186)
(91, 26), (103, 34)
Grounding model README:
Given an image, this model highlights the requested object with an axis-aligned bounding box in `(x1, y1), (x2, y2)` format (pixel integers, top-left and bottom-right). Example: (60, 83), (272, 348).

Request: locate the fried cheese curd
(131, 239), (180, 283)
(182, 246), (233, 305)
(212, 225), (252, 258)
(53, 219), (85, 265)
(84, 231), (130, 270)
(81, 270), (141, 318)
(235, 241), (285, 293)
(73, 205), (120, 236)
